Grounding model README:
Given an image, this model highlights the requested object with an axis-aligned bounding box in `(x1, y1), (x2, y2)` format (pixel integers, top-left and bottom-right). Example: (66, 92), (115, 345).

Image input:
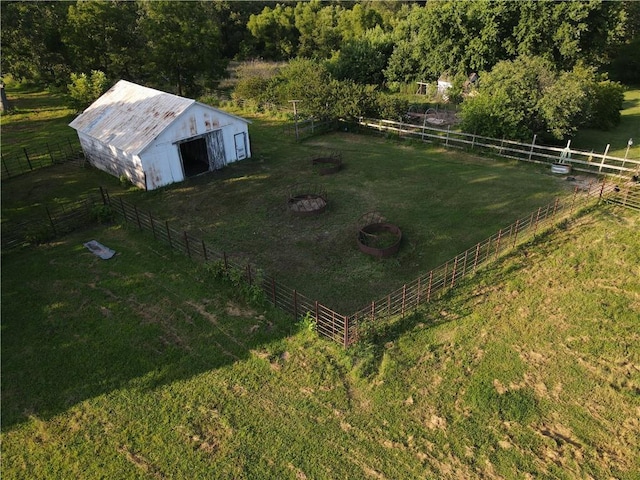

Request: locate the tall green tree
(247, 4), (298, 60)
(137, 1), (227, 97)
(0, 2), (70, 86)
(64, 0), (141, 81)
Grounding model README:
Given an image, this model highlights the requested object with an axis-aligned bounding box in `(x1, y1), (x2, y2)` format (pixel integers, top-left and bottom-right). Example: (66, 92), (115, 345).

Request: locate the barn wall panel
(79, 134), (146, 189)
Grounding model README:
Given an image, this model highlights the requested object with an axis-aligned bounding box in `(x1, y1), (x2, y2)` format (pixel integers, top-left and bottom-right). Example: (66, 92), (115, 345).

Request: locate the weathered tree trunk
(0, 84), (10, 112)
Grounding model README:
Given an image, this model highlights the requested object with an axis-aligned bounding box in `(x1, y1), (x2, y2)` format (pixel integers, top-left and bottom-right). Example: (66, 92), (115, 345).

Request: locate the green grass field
(2, 206), (638, 479)
(2, 83), (639, 479)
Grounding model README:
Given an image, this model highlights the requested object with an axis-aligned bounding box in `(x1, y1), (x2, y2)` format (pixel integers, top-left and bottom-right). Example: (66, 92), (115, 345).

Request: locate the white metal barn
(69, 80), (251, 190)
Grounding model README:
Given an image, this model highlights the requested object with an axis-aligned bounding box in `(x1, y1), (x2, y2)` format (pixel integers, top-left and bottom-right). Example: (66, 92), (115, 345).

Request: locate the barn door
(234, 132), (247, 160)
(206, 129), (226, 170)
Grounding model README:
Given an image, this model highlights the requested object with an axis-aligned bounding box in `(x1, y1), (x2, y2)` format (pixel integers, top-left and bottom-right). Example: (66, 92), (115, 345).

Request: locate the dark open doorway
(180, 137), (209, 177)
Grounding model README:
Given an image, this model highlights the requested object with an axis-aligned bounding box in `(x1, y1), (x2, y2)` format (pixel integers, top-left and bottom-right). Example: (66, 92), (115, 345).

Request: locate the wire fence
(1, 136), (84, 180)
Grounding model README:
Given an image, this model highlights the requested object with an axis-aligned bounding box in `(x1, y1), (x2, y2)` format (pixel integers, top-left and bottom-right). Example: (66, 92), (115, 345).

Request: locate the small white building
(69, 80), (251, 190)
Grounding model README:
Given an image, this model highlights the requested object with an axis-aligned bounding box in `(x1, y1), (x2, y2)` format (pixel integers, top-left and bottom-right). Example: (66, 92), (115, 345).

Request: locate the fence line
(356, 117), (639, 178)
(344, 179), (621, 345)
(103, 189), (350, 346)
(1, 136), (84, 180)
(1, 195), (99, 250)
(103, 176), (625, 347)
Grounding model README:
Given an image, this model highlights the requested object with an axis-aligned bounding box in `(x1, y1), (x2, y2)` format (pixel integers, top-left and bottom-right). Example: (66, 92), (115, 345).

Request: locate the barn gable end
(69, 80), (251, 190)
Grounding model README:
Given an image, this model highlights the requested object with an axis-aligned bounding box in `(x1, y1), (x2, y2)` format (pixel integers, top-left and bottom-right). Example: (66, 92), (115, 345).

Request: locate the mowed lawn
(2, 205), (638, 479)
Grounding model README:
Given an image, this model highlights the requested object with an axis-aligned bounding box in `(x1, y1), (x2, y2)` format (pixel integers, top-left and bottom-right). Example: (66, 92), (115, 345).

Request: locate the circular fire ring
(287, 183), (328, 216)
(356, 212), (402, 258)
(312, 152), (343, 175)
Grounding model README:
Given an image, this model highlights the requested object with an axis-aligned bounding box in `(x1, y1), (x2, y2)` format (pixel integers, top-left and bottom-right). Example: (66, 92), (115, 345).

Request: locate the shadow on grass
(0, 225), (297, 431)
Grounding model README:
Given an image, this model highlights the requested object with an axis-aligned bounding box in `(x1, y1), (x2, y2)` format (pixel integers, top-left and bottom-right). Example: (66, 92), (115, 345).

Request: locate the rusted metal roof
(69, 80), (202, 155)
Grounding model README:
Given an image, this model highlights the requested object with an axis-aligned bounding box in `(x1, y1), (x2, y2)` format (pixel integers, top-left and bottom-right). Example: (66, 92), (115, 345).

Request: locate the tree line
(2, 0), (638, 142)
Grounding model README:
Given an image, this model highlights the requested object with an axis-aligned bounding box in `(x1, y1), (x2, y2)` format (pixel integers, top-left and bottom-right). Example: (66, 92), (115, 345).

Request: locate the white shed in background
(69, 80), (251, 190)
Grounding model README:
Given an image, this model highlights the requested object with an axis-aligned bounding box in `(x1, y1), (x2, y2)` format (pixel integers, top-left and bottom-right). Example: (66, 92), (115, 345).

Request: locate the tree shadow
(0, 226), (296, 431)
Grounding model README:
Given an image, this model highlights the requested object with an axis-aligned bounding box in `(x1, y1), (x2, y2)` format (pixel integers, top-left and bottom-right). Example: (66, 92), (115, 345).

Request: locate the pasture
(2, 85), (639, 478)
(2, 207), (638, 479)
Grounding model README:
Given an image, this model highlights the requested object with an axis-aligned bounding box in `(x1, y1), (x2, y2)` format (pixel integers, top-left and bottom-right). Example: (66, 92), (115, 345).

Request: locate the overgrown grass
(2, 205), (638, 479)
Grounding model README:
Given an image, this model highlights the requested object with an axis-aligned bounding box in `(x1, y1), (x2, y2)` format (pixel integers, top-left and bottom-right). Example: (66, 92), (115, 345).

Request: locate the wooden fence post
(166, 221), (172, 248)
(371, 300), (375, 322)
(416, 277), (421, 308)
(427, 270), (433, 302)
(599, 144), (610, 173)
(202, 240), (208, 261)
(47, 143), (55, 164)
(528, 134), (537, 161)
(293, 289), (298, 319)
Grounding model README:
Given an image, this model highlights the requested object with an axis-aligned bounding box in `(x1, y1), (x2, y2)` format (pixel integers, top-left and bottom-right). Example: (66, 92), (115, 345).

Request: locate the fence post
(150, 212), (156, 239)
(427, 270), (433, 302)
(294, 289), (298, 319)
(512, 219), (520, 247)
(528, 134), (537, 161)
(47, 143), (55, 164)
(184, 232), (191, 258)
(416, 277), (421, 307)
(401, 284), (406, 318)
(202, 240), (208, 261)
(598, 176), (607, 203)
(494, 229), (503, 259)
(246, 264), (252, 286)
(552, 198), (559, 219)
(134, 205), (141, 229)
(2, 154), (10, 179)
(451, 257), (458, 288)
(344, 314), (349, 347)
(120, 198), (126, 222)
(23, 148), (33, 170)
(45, 206), (57, 236)
(223, 251), (228, 271)
(570, 186), (578, 214)
(269, 278), (276, 305)
(371, 301), (375, 322)
(166, 221), (172, 248)
(473, 243), (481, 273)
(446, 126), (450, 147)
(599, 144), (610, 173)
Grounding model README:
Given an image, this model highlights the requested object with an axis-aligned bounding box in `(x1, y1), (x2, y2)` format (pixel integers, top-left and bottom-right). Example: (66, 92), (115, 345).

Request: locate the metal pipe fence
(1, 136), (84, 180)
(344, 179), (620, 345)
